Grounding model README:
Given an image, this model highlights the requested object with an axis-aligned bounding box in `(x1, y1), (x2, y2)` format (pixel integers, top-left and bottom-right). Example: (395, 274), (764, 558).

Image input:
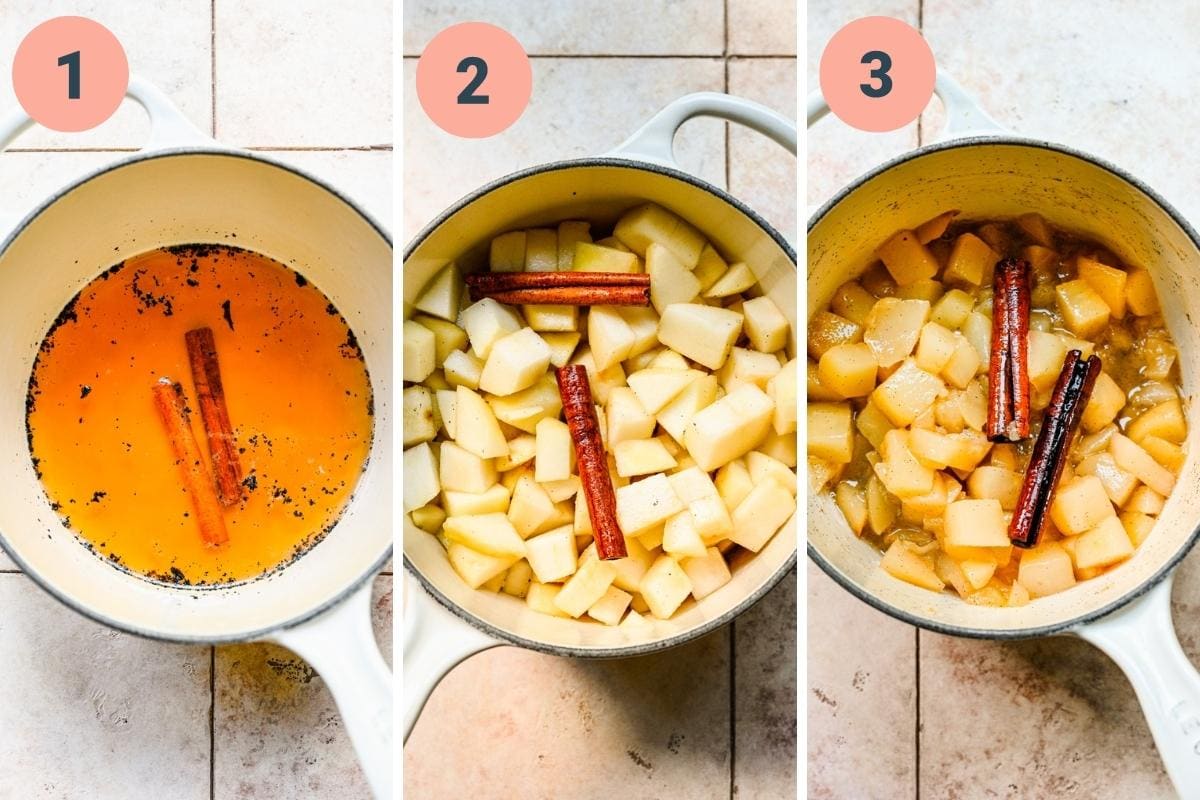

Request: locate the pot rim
(0, 146), (394, 645)
(403, 155), (798, 658)
(807, 133), (1200, 639)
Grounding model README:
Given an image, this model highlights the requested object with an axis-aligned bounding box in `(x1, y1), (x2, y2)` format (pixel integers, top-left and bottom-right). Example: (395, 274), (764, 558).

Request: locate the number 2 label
(456, 56), (489, 105)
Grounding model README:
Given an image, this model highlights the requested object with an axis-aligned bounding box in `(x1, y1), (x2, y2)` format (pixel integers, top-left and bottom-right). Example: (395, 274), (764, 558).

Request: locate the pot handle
(1074, 574), (1200, 797)
(608, 91), (797, 168)
(269, 578), (392, 800)
(806, 70), (1008, 141)
(402, 572), (499, 743)
(0, 76), (214, 238)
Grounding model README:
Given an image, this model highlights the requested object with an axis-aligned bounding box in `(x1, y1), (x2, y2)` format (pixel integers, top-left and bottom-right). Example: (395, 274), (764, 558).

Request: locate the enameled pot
(0, 79), (393, 798)
(808, 74), (1200, 796)
(404, 92), (798, 739)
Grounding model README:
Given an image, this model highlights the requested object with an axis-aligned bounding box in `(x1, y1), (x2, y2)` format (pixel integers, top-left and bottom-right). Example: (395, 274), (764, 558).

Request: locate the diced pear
(413, 314), (469, 365)
(413, 263), (463, 322)
(719, 346), (782, 390)
(818, 343), (876, 398)
(1128, 400), (1186, 444)
(915, 322), (958, 374)
(960, 312), (992, 366)
(944, 498), (1009, 548)
(688, 495), (733, 543)
(409, 504), (446, 533)
(496, 434), (536, 471)
(1125, 485), (1165, 515)
(1017, 542), (1076, 597)
(693, 244), (728, 292)
(616, 473), (685, 536)
(1141, 436), (1186, 473)
(703, 262), (756, 298)
(403, 385), (437, 447)
(1081, 371), (1125, 433)
(573, 241), (640, 273)
(1027, 330), (1069, 393)
(730, 480), (794, 552)
(807, 360), (841, 401)
(595, 236), (632, 252)
(880, 541), (944, 590)
(454, 386), (509, 458)
(554, 558), (618, 618)
(866, 474), (898, 534)
(524, 524), (579, 583)
(1111, 433), (1176, 496)
(686, 383), (776, 471)
(650, 349), (690, 370)
(658, 374), (719, 443)
(1049, 476), (1115, 536)
(614, 438), (678, 477)
(831, 281), (876, 326)
(557, 220), (592, 269)
(457, 298), (522, 360)
(746, 450), (797, 496)
(507, 473), (558, 538)
(835, 481), (869, 535)
(523, 228), (557, 271)
(1075, 453), (1138, 507)
(489, 230), (526, 272)
(526, 582), (571, 617)
(438, 440), (497, 493)
(967, 466), (1022, 510)
(1120, 511), (1157, 546)
(716, 459), (755, 512)
(443, 349), (483, 389)
(587, 586), (634, 626)
(522, 304), (578, 333)
(403, 443), (440, 512)
(941, 335), (981, 389)
(569, 347), (627, 405)
(915, 210), (958, 243)
(502, 560), (533, 598)
(871, 359), (945, 427)
(908, 428), (991, 472)
(542, 331), (582, 368)
(607, 387), (656, 445)
(533, 417), (574, 483)
(1073, 516), (1134, 570)
(767, 358), (797, 436)
(863, 298), (931, 368)
(806, 402), (854, 465)
(614, 305), (661, 359)
(663, 511), (707, 559)
(876, 229), (938, 285)
(1126, 268), (1160, 316)
(614, 203), (705, 267)
(931, 289), (974, 330)
(961, 559), (997, 591)
(478, 327), (552, 396)
(1077, 257), (1127, 319)
(1055, 279), (1110, 338)
(659, 303), (743, 370)
(646, 242), (701, 313)
(742, 296), (790, 353)
(447, 543), (520, 589)
(488, 374), (563, 433)
(874, 430), (935, 498)
(640, 555), (694, 618)
(808, 310), (862, 360)
(403, 320), (436, 383)
(444, 513), (526, 558)
(627, 367), (699, 413)
(638, 524), (665, 551)
(443, 484), (511, 516)
(943, 233), (998, 287)
(680, 547), (731, 600)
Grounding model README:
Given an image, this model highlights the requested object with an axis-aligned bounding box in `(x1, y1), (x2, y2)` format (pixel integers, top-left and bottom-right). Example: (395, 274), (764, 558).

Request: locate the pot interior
(808, 140), (1200, 636)
(0, 151), (392, 641)
(405, 160), (796, 654)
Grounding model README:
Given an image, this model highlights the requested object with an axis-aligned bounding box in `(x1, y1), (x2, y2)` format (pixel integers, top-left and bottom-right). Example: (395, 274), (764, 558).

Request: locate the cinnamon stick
(471, 285), (650, 306)
(986, 259), (1032, 442)
(555, 364), (627, 560)
(465, 271), (649, 291)
(1009, 351), (1101, 548)
(152, 379), (229, 546)
(185, 327), (243, 506)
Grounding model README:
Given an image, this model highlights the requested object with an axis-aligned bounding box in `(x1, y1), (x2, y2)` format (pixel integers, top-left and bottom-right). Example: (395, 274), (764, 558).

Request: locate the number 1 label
(58, 50), (81, 99)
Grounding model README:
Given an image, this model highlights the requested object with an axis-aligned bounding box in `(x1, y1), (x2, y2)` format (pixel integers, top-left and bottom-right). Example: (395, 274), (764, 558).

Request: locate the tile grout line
(400, 53), (793, 60)
(209, 645), (216, 800)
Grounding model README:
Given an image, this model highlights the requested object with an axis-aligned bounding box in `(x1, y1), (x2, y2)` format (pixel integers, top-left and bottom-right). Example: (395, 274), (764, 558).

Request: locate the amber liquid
(26, 245), (373, 585)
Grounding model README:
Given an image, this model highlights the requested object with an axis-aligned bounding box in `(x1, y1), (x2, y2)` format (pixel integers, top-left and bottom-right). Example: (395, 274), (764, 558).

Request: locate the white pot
(809, 73), (1200, 797)
(403, 92), (798, 740)
(0, 78), (393, 799)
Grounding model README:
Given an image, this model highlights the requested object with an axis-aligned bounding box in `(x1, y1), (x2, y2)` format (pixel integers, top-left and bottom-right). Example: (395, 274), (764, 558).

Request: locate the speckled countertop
(402, 1), (797, 797)
(808, 2), (1200, 797)
(0, 2), (392, 797)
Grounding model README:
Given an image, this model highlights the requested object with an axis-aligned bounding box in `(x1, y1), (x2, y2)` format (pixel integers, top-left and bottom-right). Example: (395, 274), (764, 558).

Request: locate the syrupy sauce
(26, 245), (373, 585)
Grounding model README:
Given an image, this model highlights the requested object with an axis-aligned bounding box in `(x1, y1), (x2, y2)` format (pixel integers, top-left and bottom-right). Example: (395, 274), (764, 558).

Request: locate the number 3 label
(12, 17), (128, 132)
(818, 16), (935, 132)
(417, 22), (531, 138)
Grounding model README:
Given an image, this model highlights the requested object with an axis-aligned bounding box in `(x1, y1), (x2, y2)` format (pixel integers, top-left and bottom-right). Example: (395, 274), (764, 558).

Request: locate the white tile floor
(0, 2), (392, 797)
(808, 2), (1200, 797)
(402, 2), (796, 797)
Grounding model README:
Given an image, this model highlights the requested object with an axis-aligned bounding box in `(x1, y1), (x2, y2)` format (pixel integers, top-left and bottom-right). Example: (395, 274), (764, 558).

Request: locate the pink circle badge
(416, 22), (532, 139)
(12, 16), (129, 133)
(819, 16), (936, 133)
